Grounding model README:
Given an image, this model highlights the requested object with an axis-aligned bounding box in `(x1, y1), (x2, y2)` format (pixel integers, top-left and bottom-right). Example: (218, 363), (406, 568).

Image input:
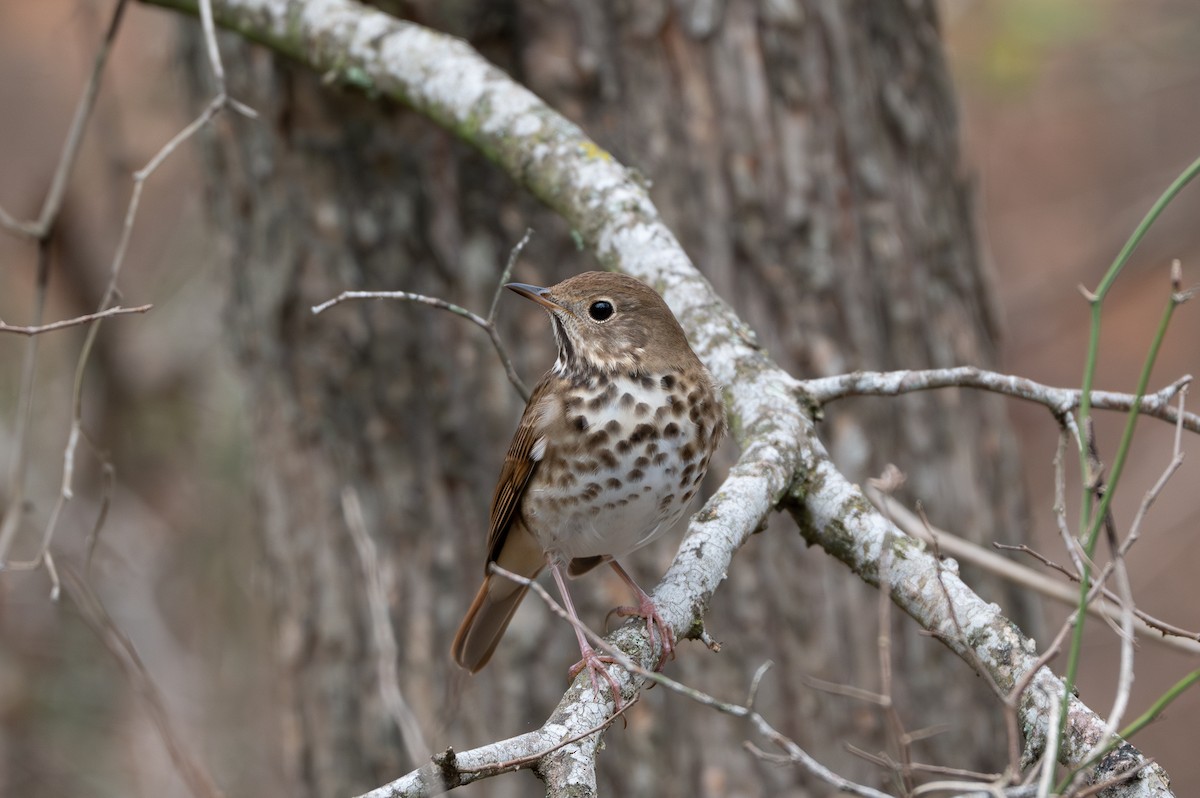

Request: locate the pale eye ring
(588, 300), (615, 322)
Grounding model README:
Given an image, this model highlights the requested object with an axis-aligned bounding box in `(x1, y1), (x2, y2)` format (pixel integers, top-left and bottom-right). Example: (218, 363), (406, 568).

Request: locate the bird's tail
(452, 527), (545, 672)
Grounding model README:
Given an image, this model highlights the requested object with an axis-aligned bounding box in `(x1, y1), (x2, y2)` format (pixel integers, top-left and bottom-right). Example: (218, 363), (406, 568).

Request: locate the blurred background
(0, 0), (1198, 795)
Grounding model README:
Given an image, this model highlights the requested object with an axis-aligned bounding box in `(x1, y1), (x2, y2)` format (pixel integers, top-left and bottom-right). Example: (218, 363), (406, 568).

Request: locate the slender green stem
(1085, 295), (1177, 552)
(1119, 668), (1200, 740)
(1057, 153), (1200, 772)
(1059, 292), (1179, 751)
(1076, 154), (1200, 526)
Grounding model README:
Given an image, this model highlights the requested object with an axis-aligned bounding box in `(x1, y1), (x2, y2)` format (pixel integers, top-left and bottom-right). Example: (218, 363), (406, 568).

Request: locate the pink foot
(614, 596), (675, 670)
(568, 647), (624, 709)
(609, 561), (676, 670)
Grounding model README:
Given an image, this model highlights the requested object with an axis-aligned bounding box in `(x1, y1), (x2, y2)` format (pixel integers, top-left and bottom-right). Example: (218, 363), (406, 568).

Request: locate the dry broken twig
(312, 230), (534, 401)
(0, 304), (153, 336)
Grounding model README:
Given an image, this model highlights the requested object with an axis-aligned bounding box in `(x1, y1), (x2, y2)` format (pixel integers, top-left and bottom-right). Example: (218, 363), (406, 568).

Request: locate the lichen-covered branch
(142, 1), (1174, 795)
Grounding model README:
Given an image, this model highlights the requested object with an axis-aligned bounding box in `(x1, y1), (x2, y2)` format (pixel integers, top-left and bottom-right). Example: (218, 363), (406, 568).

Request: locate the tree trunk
(187, 1), (1034, 794)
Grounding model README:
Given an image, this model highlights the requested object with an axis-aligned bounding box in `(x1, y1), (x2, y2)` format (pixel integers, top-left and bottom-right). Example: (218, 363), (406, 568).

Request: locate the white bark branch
(143, 2), (1176, 796)
(804, 368), (1198, 434)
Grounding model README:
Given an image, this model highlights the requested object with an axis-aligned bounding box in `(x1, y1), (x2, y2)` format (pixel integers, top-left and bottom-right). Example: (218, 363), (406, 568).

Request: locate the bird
(451, 271), (725, 699)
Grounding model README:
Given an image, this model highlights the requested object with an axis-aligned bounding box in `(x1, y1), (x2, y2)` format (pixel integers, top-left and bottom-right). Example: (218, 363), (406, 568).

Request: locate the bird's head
(506, 271), (695, 376)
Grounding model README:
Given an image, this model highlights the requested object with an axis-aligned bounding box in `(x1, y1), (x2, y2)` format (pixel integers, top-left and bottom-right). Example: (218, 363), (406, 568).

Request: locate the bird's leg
(550, 561), (623, 709)
(609, 560), (675, 670)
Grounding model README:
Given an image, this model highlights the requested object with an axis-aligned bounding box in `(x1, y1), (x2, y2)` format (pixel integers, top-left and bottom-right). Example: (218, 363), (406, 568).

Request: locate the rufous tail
(452, 573), (536, 672)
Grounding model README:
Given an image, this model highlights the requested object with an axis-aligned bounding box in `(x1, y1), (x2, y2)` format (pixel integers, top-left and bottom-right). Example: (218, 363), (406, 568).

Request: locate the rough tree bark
(175, 1), (1038, 795)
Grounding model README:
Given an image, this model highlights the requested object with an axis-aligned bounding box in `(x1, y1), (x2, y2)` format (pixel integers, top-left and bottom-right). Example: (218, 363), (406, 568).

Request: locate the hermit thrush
(451, 271), (725, 697)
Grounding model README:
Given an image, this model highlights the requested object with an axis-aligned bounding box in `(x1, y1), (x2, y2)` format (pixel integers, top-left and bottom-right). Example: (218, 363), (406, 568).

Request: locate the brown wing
(485, 374), (554, 567)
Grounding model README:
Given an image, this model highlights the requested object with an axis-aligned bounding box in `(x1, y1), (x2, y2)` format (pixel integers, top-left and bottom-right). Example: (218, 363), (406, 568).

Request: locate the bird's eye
(588, 300), (615, 322)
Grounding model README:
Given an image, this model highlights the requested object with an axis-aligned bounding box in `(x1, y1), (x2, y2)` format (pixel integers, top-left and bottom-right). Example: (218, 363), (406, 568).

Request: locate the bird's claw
(568, 648), (624, 710)
(614, 598), (675, 670)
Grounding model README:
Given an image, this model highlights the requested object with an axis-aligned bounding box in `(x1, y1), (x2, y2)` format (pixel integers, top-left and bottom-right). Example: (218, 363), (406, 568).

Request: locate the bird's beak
(506, 282), (566, 312)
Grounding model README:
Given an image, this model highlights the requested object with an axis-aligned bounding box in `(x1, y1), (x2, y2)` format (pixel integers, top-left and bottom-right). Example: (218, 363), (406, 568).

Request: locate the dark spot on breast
(588, 430), (610, 447)
(617, 498), (631, 507)
(680, 463), (696, 484)
(588, 383), (617, 411)
(635, 402), (650, 416)
(583, 482), (601, 500)
(634, 455), (649, 468)
(605, 419), (622, 433)
(621, 392), (635, 407)
(658, 493), (676, 510)
(687, 388), (702, 404)
(616, 439), (632, 454)
(645, 442), (659, 455)
(558, 471), (578, 488)
(653, 452), (668, 466)
(655, 406), (670, 421)
(606, 477), (622, 490)
(664, 422), (681, 438)
(572, 416), (589, 432)
(661, 374), (676, 390)
(680, 443), (696, 462)
(671, 396), (686, 417)
(598, 450), (618, 469)
(630, 423), (658, 444)
(640, 375), (655, 390)
(642, 485), (652, 493)
(627, 468), (644, 482)
(682, 488), (696, 501)
(577, 458), (599, 472)
(564, 395), (583, 410)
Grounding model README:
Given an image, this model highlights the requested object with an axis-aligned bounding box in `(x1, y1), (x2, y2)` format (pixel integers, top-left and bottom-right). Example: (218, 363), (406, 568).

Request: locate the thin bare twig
(918, 511), (1006, 701)
(868, 489), (1200, 654)
(489, 227), (532, 323)
(13, 15), (257, 575)
(341, 487), (433, 774)
(993, 544), (1077, 582)
(83, 459), (116, 579)
(312, 231), (537, 402)
(2, 0), (256, 581)
(796, 671), (887, 705)
(1036, 681), (1064, 797)
(60, 566), (222, 798)
(1062, 514), (1139, 797)
(912, 780), (1035, 797)
(1121, 386), (1188, 557)
(1053, 426), (1087, 577)
(0, 0), (130, 239)
(0, 0), (131, 567)
(0, 304), (153, 336)
(6, 94), (235, 578)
